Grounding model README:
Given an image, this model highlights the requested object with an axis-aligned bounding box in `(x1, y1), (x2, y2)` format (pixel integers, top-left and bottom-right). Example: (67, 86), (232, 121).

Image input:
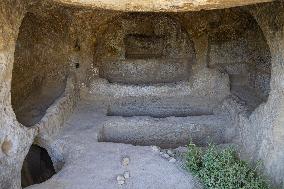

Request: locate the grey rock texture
(94, 14), (195, 63)
(100, 58), (191, 84)
(25, 101), (202, 189)
(0, 1), (284, 189)
(87, 66), (230, 117)
(99, 115), (234, 148)
(208, 20), (271, 99)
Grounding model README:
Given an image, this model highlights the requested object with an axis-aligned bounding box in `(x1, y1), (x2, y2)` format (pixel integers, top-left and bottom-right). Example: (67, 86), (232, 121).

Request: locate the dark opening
(75, 63), (80, 69)
(124, 34), (165, 59)
(21, 145), (56, 188)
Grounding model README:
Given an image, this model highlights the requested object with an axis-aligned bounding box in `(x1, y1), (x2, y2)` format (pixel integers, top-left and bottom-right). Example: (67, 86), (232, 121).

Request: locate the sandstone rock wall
(94, 13), (196, 84)
(0, 0), (284, 189)
(240, 3), (284, 186)
(0, 1), (37, 188)
(0, 1), (79, 188)
(51, 0), (274, 12)
(179, 4), (284, 186)
(12, 11), (71, 111)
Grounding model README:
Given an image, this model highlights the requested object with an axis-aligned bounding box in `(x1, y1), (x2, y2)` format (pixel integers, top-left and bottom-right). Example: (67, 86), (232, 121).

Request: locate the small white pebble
(151, 146), (160, 153)
(122, 157), (130, 166)
(117, 175), (125, 181)
(124, 171), (130, 179)
(117, 175), (125, 185)
(169, 158), (176, 163)
(117, 180), (125, 185)
(162, 153), (170, 159)
(167, 150), (174, 156)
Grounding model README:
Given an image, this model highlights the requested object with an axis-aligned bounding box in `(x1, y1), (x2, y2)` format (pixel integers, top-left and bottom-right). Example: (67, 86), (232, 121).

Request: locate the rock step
(100, 59), (191, 84)
(98, 115), (236, 148)
(85, 67), (230, 117)
(107, 97), (215, 117)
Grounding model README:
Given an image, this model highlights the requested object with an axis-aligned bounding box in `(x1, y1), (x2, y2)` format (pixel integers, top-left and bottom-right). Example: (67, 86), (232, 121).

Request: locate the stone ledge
(99, 115), (235, 148)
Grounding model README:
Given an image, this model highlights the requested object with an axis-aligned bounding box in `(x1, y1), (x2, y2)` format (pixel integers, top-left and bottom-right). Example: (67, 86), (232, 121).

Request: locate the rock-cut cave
(0, 0), (284, 188)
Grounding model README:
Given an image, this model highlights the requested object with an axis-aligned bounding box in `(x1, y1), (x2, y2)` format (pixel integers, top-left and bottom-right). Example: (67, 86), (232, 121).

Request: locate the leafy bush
(186, 143), (270, 189)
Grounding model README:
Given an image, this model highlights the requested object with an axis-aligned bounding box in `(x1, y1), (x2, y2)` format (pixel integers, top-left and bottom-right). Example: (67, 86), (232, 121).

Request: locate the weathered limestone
(0, 1), (79, 188)
(207, 10), (271, 99)
(25, 101), (203, 189)
(0, 1), (38, 189)
(34, 76), (79, 149)
(100, 59), (191, 84)
(99, 115), (234, 148)
(11, 10), (73, 127)
(86, 66), (230, 117)
(94, 14), (196, 78)
(1, 0), (284, 189)
(240, 4), (284, 186)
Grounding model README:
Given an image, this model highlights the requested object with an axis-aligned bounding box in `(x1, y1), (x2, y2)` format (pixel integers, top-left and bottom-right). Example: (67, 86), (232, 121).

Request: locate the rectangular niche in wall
(124, 34), (164, 59)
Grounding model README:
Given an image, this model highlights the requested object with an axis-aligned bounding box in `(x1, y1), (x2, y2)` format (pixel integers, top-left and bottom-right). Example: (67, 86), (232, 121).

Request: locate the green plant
(186, 143), (270, 189)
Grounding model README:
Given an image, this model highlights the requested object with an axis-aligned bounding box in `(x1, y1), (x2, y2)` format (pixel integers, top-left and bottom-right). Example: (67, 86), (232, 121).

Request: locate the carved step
(98, 115), (235, 148)
(100, 59), (191, 84)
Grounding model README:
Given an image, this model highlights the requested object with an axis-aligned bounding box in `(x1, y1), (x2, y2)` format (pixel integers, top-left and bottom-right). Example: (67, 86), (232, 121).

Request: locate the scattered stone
(151, 145), (160, 153)
(117, 175), (125, 185)
(122, 157), (130, 166)
(167, 150), (174, 156)
(174, 146), (188, 154)
(117, 175), (125, 181)
(169, 158), (176, 163)
(124, 171), (130, 179)
(162, 153), (170, 159)
(117, 180), (125, 185)
(1, 140), (12, 155)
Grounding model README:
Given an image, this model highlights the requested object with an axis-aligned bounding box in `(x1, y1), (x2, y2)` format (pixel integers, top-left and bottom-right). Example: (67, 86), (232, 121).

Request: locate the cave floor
(26, 100), (203, 189)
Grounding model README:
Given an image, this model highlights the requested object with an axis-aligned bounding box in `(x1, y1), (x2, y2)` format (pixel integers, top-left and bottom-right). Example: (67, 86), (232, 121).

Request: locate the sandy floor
(26, 100), (202, 189)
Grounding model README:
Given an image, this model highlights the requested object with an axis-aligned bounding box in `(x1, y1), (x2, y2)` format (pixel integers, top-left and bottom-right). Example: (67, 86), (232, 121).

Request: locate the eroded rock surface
(51, 0), (274, 12)
(26, 101), (203, 189)
(0, 0), (284, 189)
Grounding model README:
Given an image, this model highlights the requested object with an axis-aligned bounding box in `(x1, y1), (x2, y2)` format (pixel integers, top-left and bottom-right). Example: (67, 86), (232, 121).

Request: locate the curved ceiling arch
(51, 0), (274, 12)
